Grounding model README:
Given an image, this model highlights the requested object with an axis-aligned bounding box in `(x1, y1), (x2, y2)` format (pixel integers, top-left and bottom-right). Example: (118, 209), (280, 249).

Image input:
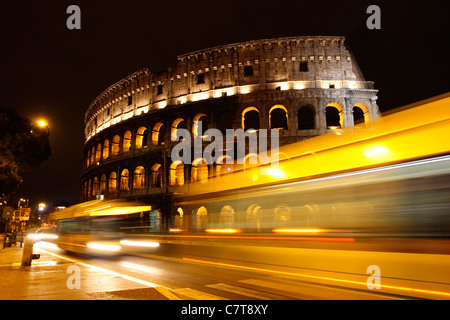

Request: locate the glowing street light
(37, 120), (48, 128)
(38, 203), (46, 211)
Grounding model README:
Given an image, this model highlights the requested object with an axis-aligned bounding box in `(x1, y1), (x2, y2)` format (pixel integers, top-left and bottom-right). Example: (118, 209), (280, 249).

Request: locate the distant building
(81, 36), (380, 219)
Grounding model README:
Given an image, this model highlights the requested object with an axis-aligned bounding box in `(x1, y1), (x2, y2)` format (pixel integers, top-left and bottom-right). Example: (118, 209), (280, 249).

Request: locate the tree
(0, 105), (52, 196)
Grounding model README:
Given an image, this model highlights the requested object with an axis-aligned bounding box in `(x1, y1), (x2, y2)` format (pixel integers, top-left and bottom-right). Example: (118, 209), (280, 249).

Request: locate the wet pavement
(0, 243), (174, 300)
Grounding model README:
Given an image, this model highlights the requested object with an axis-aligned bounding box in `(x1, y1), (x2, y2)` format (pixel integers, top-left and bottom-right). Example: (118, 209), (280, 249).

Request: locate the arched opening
(247, 204), (262, 231)
(194, 206), (208, 231)
(269, 105), (288, 130)
(133, 166), (145, 190)
(297, 105), (315, 129)
(92, 177), (98, 197)
(123, 130), (132, 152)
(100, 174), (107, 194)
(173, 207), (184, 230)
(217, 112), (234, 135)
(169, 161), (184, 186)
(120, 169), (130, 192)
(151, 164), (162, 188)
(102, 139), (110, 159)
(90, 146), (95, 165)
(135, 126), (148, 149)
(111, 135), (120, 156)
(152, 122), (165, 146)
(171, 118), (187, 141)
(352, 107), (365, 125)
(244, 153), (260, 168)
(353, 103), (370, 124)
(192, 158), (208, 183)
(86, 150), (91, 167)
(83, 181), (88, 200)
(108, 172), (117, 192)
(87, 179), (91, 199)
(275, 204), (291, 226)
(325, 104), (343, 128)
(242, 107), (260, 131)
(95, 143), (102, 162)
(220, 205), (235, 227)
(193, 113), (208, 139)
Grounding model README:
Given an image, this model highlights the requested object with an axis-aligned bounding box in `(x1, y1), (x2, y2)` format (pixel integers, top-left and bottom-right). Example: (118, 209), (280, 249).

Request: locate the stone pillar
(317, 98), (327, 133)
(344, 98), (354, 128)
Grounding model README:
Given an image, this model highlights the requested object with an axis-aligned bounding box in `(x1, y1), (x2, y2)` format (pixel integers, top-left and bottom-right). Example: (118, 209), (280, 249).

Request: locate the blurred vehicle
(49, 93), (450, 298)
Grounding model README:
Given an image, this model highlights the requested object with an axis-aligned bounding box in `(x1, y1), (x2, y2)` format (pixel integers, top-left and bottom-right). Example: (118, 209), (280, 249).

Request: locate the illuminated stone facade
(81, 36), (380, 219)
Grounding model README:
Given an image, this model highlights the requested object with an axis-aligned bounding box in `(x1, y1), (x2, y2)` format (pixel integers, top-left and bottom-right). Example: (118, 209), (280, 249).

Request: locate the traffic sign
(2, 206), (14, 219)
(20, 208), (31, 221)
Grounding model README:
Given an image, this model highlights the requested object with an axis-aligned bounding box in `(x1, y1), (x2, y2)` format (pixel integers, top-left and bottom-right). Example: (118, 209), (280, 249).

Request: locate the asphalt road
(33, 241), (408, 300)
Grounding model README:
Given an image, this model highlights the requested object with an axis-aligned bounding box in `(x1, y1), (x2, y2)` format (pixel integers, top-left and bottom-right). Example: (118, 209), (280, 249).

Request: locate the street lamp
(38, 203), (46, 212)
(37, 120), (48, 128)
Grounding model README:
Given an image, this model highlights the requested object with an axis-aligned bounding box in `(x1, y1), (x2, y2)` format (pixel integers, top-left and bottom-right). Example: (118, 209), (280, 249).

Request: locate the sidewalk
(0, 243), (173, 300)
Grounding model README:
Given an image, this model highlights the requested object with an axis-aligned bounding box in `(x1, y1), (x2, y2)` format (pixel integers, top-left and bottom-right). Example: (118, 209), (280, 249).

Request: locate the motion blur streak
(161, 234), (355, 242)
(121, 262), (160, 274)
(120, 240), (160, 247)
(204, 228), (241, 233)
(86, 242), (121, 251)
(27, 234), (58, 240)
(272, 228), (333, 233)
(37, 248), (160, 288)
(182, 257), (450, 298)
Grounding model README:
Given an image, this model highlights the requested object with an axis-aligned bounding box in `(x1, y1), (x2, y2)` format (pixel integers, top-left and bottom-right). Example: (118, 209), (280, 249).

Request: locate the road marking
(35, 247), (181, 300)
(206, 282), (285, 300)
(238, 278), (404, 300)
(239, 279), (314, 299)
(182, 257), (450, 298)
(172, 287), (228, 300)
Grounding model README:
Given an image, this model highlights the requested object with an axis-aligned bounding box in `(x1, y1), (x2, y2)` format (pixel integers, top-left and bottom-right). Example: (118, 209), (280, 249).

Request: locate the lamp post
(37, 119), (48, 128)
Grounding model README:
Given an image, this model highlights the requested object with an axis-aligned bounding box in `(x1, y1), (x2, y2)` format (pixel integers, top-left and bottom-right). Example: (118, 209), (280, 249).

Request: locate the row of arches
(85, 114), (212, 168)
(86, 126), (149, 167)
(241, 103), (370, 131)
(83, 156), (237, 200)
(171, 203), (308, 232)
(168, 156), (234, 186)
(85, 103), (370, 168)
(171, 200), (372, 232)
(83, 164), (163, 199)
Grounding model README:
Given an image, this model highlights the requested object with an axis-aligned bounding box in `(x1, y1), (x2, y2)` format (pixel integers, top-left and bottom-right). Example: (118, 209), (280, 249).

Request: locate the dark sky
(0, 0), (448, 207)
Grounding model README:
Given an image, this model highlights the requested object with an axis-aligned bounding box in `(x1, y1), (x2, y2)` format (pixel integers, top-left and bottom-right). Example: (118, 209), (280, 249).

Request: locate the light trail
(182, 257), (450, 298)
(35, 247), (180, 300)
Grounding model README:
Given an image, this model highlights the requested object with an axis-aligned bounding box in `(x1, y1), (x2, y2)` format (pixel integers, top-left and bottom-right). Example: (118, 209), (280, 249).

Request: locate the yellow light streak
(266, 167), (286, 179)
(272, 228), (332, 234)
(83, 205), (111, 213)
(27, 233), (58, 240)
(363, 145), (390, 159)
(182, 257), (450, 298)
(120, 240), (160, 248)
(86, 242), (121, 251)
(88, 205), (152, 216)
(32, 261), (57, 266)
(204, 228), (241, 234)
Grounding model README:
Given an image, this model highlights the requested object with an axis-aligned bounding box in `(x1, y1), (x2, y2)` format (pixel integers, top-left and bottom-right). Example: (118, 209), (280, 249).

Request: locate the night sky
(0, 0), (448, 207)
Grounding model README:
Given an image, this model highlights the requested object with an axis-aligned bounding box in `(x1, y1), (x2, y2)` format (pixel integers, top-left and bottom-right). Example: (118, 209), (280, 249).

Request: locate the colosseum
(81, 35), (380, 229)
